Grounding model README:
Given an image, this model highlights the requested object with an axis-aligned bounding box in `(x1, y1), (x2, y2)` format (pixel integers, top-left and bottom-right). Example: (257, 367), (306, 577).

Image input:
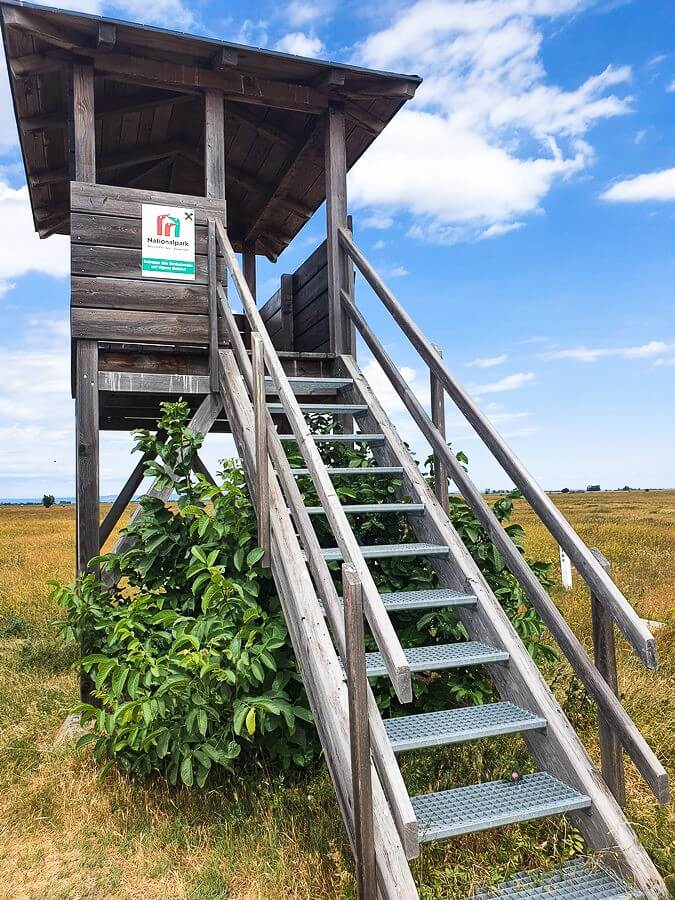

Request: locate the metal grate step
(277, 433), (386, 444)
(305, 502), (425, 515)
(319, 587), (477, 616)
(374, 587), (477, 612)
(412, 772), (591, 842)
(384, 701), (547, 752)
(292, 466), (403, 477)
(264, 376), (352, 395)
(474, 859), (643, 899)
(365, 641), (509, 677)
(321, 542), (449, 562)
(268, 402), (368, 415)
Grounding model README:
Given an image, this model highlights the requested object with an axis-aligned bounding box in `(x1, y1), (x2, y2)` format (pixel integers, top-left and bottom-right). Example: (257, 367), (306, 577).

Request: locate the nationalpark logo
(156, 213), (181, 237)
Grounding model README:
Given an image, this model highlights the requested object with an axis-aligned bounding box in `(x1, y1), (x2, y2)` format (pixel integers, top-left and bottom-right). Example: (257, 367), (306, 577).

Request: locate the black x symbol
(184, 212), (194, 221)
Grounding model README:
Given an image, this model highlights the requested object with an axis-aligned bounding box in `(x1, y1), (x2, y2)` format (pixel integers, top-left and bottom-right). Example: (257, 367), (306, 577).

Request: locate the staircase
(210, 219), (668, 899)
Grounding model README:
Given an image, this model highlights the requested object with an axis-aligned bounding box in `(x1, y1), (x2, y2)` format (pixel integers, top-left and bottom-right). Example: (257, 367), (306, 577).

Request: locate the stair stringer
(338, 353), (667, 900)
(218, 350), (419, 900)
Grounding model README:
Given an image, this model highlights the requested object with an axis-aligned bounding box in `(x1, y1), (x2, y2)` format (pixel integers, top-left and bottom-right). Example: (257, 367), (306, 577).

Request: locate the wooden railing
(212, 219), (420, 861)
(337, 227), (668, 807)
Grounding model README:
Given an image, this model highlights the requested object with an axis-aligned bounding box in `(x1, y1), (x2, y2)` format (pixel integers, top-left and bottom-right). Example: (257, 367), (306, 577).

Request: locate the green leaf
(197, 709), (208, 737)
(180, 755), (193, 787)
(245, 707), (256, 736)
(246, 547), (264, 567)
(234, 548), (245, 572)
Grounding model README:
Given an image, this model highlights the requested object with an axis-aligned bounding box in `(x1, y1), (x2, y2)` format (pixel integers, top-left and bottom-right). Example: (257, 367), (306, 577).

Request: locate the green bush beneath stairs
(53, 400), (554, 786)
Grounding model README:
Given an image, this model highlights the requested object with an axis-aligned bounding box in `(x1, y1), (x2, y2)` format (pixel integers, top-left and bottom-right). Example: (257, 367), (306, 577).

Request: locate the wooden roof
(0, 0), (421, 259)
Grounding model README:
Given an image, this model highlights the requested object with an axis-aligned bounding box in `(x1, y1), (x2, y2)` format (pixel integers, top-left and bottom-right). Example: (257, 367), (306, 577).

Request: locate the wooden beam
(225, 105), (295, 148)
(345, 104), (387, 135)
(315, 68), (346, 88)
(252, 333), (271, 567)
(204, 89), (226, 201)
(99, 447), (156, 548)
(339, 78), (418, 99)
(280, 274), (294, 351)
(245, 117), (324, 243)
(325, 104), (350, 354)
(2, 6), (90, 51)
(212, 47), (238, 69)
(73, 61), (95, 182)
(9, 52), (68, 78)
(430, 344), (448, 512)
(208, 221), (219, 390)
(32, 140), (199, 186)
(88, 50), (327, 113)
(21, 90), (193, 133)
(97, 22), (117, 51)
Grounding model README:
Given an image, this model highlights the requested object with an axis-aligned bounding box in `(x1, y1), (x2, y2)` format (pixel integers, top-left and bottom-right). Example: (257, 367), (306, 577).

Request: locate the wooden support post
(243, 240), (257, 302)
(590, 548), (626, 808)
(204, 88), (225, 391)
(430, 343), (448, 512)
(204, 88), (226, 201)
(325, 103), (352, 355)
(75, 340), (99, 703)
(207, 219), (219, 390)
(72, 61), (95, 181)
(252, 333), (271, 567)
(280, 273), (294, 351)
(342, 564), (376, 899)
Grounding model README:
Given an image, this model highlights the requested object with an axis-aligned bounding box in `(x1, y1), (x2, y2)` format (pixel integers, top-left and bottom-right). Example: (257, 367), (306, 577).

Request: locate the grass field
(0, 491), (673, 898)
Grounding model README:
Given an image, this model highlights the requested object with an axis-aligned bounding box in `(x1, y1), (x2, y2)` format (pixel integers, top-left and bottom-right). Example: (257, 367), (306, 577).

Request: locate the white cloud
(540, 341), (675, 362)
(0, 181), (69, 296)
(362, 212), (395, 230)
(601, 167), (675, 202)
(287, 0), (333, 26)
(469, 372), (536, 394)
(275, 32), (324, 57)
(667, 78), (675, 93)
(350, 0), (632, 241)
(467, 353), (508, 368)
(654, 357), (675, 367)
(373, 239), (387, 250)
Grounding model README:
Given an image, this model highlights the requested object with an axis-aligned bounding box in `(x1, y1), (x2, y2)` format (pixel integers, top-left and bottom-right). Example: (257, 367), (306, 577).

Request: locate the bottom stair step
(412, 772), (591, 841)
(384, 701), (547, 752)
(475, 859), (643, 898)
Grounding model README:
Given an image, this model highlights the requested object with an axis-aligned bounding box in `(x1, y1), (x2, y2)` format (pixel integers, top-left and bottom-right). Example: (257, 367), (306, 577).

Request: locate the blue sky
(0, 0), (674, 498)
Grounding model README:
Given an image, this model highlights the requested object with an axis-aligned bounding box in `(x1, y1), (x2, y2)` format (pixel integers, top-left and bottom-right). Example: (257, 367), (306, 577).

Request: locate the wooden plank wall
(259, 239), (329, 353)
(70, 181), (232, 347)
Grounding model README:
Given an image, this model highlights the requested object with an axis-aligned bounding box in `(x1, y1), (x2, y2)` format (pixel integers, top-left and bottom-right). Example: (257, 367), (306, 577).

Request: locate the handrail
(338, 286), (668, 805)
(339, 227), (657, 671)
(213, 244), (419, 857)
(215, 219), (412, 706)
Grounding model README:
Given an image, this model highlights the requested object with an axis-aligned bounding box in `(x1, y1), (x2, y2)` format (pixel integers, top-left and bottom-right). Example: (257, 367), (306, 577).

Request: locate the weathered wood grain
(430, 343), (448, 512)
(343, 564), (377, 899)
(70, 181), (225, 225)
(71, 307), (228, 345)
(591, 548), (627, 809)
(72, 276), (210, 314)
(71, 244), (225, 283)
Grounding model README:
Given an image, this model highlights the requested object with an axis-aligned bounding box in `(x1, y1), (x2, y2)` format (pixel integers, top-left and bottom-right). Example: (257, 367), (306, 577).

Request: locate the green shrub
(53, 401), (313, 785)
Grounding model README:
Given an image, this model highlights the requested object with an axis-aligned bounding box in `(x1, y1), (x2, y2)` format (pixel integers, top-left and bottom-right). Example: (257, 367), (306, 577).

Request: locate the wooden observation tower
(1, 3), (669, 897)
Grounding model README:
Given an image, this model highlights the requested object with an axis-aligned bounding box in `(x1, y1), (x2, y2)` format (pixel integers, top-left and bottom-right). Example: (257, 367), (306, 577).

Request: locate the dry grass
(0, 494), (672, 898)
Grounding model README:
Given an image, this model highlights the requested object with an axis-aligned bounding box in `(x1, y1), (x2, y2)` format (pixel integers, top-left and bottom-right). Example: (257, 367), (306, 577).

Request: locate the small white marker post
(559, 546), (573, 590)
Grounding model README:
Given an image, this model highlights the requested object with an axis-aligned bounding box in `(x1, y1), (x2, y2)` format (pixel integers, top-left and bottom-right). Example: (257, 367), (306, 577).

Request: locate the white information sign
(141, 203), (195, 280)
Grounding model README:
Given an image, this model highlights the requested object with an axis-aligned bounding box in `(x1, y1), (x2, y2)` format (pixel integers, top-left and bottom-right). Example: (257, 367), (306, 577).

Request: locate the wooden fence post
(590, 548), (626, 808)
(342, 563), (376, 898)
(251, 333), (271, 566)
(430, 343), (448, 511)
